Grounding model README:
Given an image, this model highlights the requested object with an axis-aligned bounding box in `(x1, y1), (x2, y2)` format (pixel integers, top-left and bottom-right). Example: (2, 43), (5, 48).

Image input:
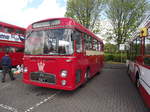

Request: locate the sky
(0, 0), (67, 28)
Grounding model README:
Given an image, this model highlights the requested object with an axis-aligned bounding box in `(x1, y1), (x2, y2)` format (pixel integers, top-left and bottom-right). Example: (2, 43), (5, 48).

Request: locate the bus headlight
(23, 67), (28, 72)
(61, 80), (67, 86)
(60, 70), (68, 78)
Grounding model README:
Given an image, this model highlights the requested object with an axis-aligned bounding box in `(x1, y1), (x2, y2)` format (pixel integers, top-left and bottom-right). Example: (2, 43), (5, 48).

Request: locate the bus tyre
(97, 69), (101, 75)
(85, 69), (90, 82)
(136, 78), (140, 88)
(127, 66), (130, 75)
(136, 73), (140, 88)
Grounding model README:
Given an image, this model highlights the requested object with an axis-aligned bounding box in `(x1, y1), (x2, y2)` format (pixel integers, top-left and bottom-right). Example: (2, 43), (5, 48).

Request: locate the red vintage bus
(0, 21), (25, 66)
(23, 18), (104, 90)
(127, 17), (150, 107)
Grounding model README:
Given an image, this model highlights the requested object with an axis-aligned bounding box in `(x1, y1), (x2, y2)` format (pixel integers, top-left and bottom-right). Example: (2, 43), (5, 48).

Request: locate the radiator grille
(30, 72), (56, 84)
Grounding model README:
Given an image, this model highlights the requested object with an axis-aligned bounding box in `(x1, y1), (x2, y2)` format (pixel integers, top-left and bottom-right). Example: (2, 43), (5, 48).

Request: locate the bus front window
(25, 29), (74, 55)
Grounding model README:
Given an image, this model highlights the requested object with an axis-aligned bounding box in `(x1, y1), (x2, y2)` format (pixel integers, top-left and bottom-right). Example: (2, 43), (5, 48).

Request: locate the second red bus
(0, 21), (25, 66)
(127, 20), (150, 107)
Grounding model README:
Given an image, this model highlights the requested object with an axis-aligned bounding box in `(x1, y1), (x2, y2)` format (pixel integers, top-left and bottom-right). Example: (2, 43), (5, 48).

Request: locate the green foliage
(106, 0), (149, 48)
(104, 43), (117, 53)
(65, 0), (105, 33)
(105, 52), (127, 63)
(105, 53), (114, 60)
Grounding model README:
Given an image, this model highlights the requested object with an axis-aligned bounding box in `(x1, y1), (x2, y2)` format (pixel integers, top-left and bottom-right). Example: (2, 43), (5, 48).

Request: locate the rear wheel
(136, 78), (140, 88)
(136, 73), (140, 88)
(85, 69), (90, 81)
(80, 69), (90, 88)
(127, 66), (130, 75)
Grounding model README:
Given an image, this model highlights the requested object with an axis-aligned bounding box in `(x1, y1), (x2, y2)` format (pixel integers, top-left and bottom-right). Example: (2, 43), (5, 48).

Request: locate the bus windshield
(25, 29), (74, 55)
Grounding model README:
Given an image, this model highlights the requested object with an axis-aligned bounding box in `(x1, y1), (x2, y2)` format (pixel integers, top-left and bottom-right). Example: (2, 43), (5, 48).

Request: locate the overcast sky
(0, 0), (67, 28)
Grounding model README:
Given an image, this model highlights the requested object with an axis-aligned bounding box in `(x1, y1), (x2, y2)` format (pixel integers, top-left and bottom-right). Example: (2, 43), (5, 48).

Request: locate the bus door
(73, 30), (85, 83)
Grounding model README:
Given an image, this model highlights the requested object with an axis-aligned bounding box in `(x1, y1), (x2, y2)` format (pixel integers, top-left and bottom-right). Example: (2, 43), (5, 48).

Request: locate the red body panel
(23, 56), (75, 90)
(23, 55), (104, 90)
(128, 59), (150, 108)
(139, 84), (150, 108)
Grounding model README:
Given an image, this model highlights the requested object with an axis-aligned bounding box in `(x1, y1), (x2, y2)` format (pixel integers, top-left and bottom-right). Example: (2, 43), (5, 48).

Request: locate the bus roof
(0, 21), (25, 30)
(28, 17), (103, 42)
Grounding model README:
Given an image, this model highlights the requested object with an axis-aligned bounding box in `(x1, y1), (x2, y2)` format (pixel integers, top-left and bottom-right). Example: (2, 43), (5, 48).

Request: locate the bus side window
(98, 42), (103, 51)
(96, 40), (99, 51)
(136, 37), (141, 56)
(83, 34), (87, 50)
(93, 39), (98, 51)
(4, 46), (15, 53)
(4, 27), (14, 33)
(72, 30), (82, 53)
(85, 36), (92, 50)
(0, 25), (3, 31)
(15, 47), (24, 52)
(144, 36), (150, 66)
(16, 29), (25, 35)
(131, 38), (141, 60)
(89, 36), (93, 50)
(145, 36), (150, 55)
(4, 47), (9, 53)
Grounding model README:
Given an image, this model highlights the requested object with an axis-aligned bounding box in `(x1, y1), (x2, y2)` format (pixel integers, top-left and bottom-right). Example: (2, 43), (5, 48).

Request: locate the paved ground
(0, 63), (148, 112)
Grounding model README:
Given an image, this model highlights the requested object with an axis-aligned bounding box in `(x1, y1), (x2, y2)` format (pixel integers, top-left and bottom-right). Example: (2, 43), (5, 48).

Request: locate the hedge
(104, 53), (127, 63)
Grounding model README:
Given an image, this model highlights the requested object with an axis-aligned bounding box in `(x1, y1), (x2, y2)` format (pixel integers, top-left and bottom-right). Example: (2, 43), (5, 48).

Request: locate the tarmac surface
(0, 63), (148, 112)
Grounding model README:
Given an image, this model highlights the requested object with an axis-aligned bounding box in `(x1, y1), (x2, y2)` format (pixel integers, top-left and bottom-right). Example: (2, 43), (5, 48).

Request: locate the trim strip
(24, 55), (76, 59)
(140, 78), (150, 89)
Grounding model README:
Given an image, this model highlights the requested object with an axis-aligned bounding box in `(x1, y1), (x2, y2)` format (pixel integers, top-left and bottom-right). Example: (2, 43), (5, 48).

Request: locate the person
(1, 52), (15, 83)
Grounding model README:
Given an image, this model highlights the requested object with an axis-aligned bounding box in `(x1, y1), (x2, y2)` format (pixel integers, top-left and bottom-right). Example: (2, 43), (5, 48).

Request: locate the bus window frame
(71, 29), (83, 53)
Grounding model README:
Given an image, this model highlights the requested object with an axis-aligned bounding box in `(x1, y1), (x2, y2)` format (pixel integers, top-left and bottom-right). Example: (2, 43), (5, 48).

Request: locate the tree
(104, 43), (117, 53)
(106, 0), (149, 49)
(65, 0), (105, 33)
